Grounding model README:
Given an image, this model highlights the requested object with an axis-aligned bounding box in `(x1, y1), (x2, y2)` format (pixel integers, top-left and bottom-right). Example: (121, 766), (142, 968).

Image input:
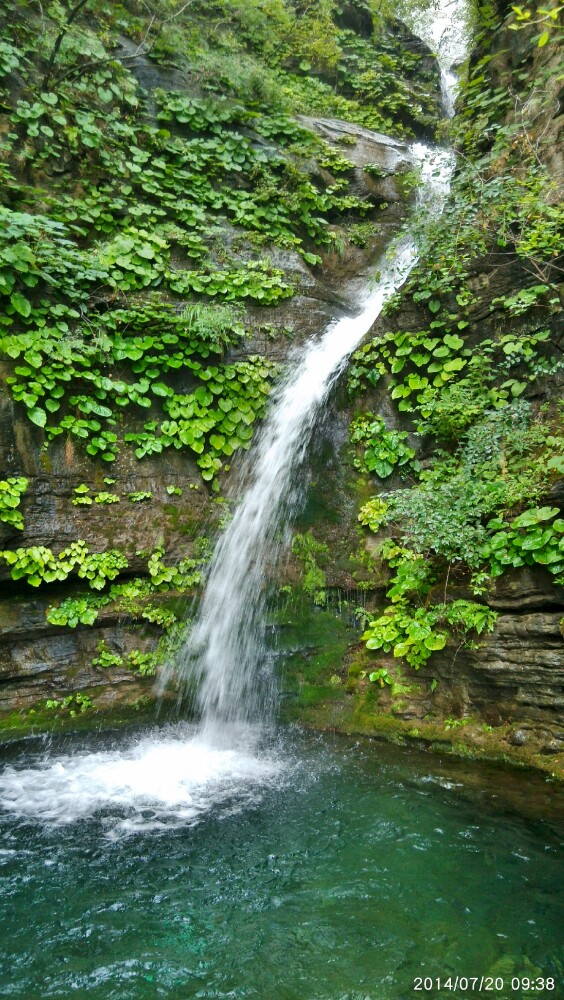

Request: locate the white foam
(0, 724), (284, 836)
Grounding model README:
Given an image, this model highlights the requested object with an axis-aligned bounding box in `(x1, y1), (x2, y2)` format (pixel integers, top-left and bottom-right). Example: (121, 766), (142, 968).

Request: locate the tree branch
(42, 0), (92, 89)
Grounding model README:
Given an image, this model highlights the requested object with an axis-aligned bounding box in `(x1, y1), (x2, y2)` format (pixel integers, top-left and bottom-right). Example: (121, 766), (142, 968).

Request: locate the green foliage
(128, 491), (152, 502)
(0, 38), (21, 76)
(363, 163), (390, 179)
(362, 599), (497, 669)
(348, 324), (558, 432)
(380, 542), (434, 602)
(46, 594), (107, 627)
(147, 546), (202, 590)
(45, 692), (93, 716)
(168, 261), (293, 303)
(2, 0), (404, 481)
(45, 549), (203, 629)
(357, 496), (389, 533)
(0, 476), (28, 530)
(366, 667), (392, 687)
(93, 642), (123, 669)
(357, 412), (562, 664)
(266, 19), (440, 137)
(480, 507), (564, 582)
(509, 2), (563, 47)
(71, 485), (92, 506)
(123, 355), (276, 484)
(359, 403), (564, 576)
(90, 624), (171, 678)
(0, 252), (278, 480)
(350, 413), (418, 478)
(94, 491), (119, 505)
(347, 221), (380, 248)
(91, 637), (161, 677)
(291, 531), (329, 605)
(126, 649), (159, 677)
(0, 540), (127, 589)
(444, 715), (472, 731)
(78, 549), (128, 589)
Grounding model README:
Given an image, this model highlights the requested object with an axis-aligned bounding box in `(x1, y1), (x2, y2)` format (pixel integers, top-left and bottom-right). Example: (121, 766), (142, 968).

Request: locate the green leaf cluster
(0, 476), (28, 531)
(45, 692), (93, 716)
(481, 507), (564, 581)
(291, 531), (329, 605)
(350, 413), (418, 478)
(92, 640), (159, 677)
(0, 541), (127, 589)
(362, 599), (497, 670)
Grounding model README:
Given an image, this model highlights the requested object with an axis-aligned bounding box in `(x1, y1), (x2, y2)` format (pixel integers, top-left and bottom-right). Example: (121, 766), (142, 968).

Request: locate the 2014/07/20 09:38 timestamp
(413, 977), (557, 992)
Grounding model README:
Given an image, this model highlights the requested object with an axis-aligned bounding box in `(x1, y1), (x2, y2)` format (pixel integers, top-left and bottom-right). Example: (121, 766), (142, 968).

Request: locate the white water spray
(0, 1), (468, 831)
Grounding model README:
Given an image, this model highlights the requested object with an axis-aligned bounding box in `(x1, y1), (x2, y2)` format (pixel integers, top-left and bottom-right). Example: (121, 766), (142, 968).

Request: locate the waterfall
(171, 0), (469, 730)
(173, 235), (418, 726)
(402, 0), (469, 116)
(171, 145), (455, 734)
(0, 0), (470, 832)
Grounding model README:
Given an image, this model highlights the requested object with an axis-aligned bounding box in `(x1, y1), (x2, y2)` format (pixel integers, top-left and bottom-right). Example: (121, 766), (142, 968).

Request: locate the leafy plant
(364, 667), (392, 686)
(46, 594), (107, 627)
(94, 491), (119, 504)
(480, 506), (564, 582)
(45, 692), (93, 716)
(291, 531), (328, 605)
(147, 546), (201, 590)
(126, 649), (158, 676)
(362, 599), (497, 669)
(128, 491), (152, 502)
(350, 413), (418, 478)
(0, 541), (128, 589)
(0, 476), (28, 530)
(93, 641), (123, 669)
(71, 484), (92, 506)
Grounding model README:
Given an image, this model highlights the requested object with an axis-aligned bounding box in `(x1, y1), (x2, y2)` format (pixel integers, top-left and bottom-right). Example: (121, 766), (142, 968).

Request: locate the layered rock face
(0, 106), (415, 720)
(274, 3), (564, 771)
(0, 0), (561, 774)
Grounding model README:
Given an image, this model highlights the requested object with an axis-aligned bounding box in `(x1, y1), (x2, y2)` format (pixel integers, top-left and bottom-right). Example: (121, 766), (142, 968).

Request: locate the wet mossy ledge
(271, 595), (563, 781)
(281, 660), (564, 783)
(286, 701), (564, 783)
(0, 589), (561, 783)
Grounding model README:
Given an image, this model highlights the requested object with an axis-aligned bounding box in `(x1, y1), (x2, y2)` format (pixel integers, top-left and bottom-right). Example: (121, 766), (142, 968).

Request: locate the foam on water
(0, 724), (285, 835)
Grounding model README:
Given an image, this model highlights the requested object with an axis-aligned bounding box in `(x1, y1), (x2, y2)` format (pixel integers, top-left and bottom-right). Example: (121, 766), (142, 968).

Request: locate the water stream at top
(403, 0), (469, 117)
(0, 0), (470, 829)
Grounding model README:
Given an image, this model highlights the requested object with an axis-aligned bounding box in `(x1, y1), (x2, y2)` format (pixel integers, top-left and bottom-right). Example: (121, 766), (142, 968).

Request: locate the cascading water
(402, 0), (469, 117)
(176, 0), (470, 736)
(0, 0), (469, 829)
(172, 146), (454, 736)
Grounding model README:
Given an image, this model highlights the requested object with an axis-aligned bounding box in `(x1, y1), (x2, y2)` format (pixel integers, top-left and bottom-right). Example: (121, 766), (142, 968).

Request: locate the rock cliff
(0, 0), (562, 774)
